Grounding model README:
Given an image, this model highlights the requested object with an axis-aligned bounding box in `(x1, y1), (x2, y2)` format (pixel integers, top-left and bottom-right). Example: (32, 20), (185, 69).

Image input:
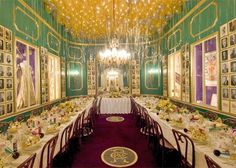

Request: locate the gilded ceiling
(44, 0), (187, 40)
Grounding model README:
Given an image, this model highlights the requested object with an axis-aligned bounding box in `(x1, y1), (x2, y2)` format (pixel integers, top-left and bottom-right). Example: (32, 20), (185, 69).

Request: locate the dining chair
(82, 108), (94, 137)
(130, 97), (136, 114)
(69, 113), (83, 153)
(53, 123), (73, 167)
(172, 129), (195, 168)
(139, 107), (148, 131)
(150, 120), (178, 167)
(39, 134), (58, 168)
(96, 97), (102, 115)
(59, 122), (73, 153)
(17, 153), (36, 168)
(205, 155), (221, 168)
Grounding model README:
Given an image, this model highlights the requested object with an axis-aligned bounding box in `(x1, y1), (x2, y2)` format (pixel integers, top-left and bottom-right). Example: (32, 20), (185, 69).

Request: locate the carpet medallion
(106, 116), (125, 122)
(101, 146), (138, 167)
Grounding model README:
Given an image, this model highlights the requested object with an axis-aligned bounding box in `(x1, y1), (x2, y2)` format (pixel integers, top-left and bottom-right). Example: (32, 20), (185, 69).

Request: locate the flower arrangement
(156, 99), (178, 113)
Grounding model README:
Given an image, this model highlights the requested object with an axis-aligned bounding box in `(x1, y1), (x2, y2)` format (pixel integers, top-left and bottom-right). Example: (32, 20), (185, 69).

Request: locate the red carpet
(72, 114), (158, 168)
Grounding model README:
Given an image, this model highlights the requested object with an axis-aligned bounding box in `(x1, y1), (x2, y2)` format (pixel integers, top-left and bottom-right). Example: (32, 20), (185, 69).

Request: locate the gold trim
(17, 0), (62, 40)
(148, 0), (207, 45)
(47, 52), (62, 101)
(167, 29), (182, 51)
(14, 38), (41, 113)
(190, 2), (218, 38)
(168, 51), (182, 100)
(169, 97), (236, 118)
(68, 61), (83, 91)
(17, 0), (206, 46)
(0, 97), (67, 121)
(190, 32), (219, 111)
(144, 59), (160, 90)
(13, 6), (39, 41)
(106, 116), (125, 122)
(46, 32), (61, 54)
(101, 146), (138, 168)
(68, 46), (83, 60)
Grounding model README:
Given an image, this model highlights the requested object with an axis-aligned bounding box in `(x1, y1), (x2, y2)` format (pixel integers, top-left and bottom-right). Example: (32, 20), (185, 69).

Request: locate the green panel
(47, 32), (60, 54)
(190, 2), (217, 37)
(14, 6), (39, 40)
(68, 46), (83, 60)
(168, 33), (175, 50)
(67, 61), (87, 96)
(140, 58), (163, 95)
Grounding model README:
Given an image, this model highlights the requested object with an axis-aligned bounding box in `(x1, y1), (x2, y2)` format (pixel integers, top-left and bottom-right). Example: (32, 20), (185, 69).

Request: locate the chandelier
(99, 36), (131, 66)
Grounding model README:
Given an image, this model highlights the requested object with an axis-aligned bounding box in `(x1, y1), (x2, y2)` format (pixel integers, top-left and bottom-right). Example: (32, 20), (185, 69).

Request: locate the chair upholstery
(172, 129), (195, 168)
(39, 134), (58, 168)
(17, 153), (36, 168)
(205, 155), (221, 168)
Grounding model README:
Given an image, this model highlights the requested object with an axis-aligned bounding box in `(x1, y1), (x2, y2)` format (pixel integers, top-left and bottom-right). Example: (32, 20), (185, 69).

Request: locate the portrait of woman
(16, 41), (36, 109)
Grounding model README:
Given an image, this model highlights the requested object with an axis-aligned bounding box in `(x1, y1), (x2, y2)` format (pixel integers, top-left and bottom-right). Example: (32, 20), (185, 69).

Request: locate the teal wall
(160, 0), (236, 55)
(158, 0), (236, 117)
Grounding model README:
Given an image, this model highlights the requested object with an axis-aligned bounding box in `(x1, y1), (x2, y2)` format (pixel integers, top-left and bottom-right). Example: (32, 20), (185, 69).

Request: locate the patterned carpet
(72, 114), (158, 168)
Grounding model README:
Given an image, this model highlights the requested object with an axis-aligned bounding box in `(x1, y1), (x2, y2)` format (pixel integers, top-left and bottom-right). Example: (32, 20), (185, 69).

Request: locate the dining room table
(100, 97), (131, 114)
(0, 97), (94, 168)
(134, 97), (236, 168)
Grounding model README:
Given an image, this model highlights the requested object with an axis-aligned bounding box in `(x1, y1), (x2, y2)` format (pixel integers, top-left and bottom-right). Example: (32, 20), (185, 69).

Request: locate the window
(15, 39), (40, 111)
(168, 51), (181, 100)
(48, 53), (61, 101)
(192, 35), (218, 109)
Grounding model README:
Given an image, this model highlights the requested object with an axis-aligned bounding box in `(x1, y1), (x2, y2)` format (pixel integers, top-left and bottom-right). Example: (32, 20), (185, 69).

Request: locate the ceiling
(44, 0), (187, 40)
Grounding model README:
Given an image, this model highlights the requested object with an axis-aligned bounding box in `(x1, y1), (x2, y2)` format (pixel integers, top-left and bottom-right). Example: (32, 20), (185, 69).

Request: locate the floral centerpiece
(8, 121), (21, 134)
(109, 91), (121, 98)
(156, 99), (178, 113)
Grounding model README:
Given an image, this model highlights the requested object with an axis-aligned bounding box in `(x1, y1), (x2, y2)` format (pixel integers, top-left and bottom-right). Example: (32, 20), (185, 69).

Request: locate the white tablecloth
(135, 100), (235, 168)
(100, 97), (131, 114)
(8, 100), (93, 168)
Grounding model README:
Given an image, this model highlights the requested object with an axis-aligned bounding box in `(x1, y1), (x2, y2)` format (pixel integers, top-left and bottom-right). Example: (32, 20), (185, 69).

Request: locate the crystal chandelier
(99, 36), (131, 66)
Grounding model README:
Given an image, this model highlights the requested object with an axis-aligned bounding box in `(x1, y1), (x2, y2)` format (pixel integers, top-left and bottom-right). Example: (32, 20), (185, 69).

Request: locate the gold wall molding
(190, 32), (219, 111)
(144, 59), (161, 90)
(47, 32), (61, 54)
(14, 38), (41, 113)
(68, 61), (83, 91)
(68, 46), (83, 60)
(190, 2), (218, 38)
(167, 29), (182, 51)
(17, 0), (206, 46)
(13, 6), (39, 41)
(148, 0), (207, 45)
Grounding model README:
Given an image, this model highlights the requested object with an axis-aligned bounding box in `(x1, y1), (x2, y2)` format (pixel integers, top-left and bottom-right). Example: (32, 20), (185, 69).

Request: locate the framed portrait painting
(15, 39), (40, 111)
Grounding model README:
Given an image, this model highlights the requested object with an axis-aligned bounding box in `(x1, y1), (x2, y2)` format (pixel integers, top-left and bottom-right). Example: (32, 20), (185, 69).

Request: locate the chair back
(39, 134), (58, 168)
(97, 97), (102, 114)
(72, 113), (82, 137)
(205, 155), (221, 168)
(60, 123), (73, 153)
(153, 120), (165, 147)
(172, 129), (195, 168)
(17, 153), (36, 168)
(80, 110), (86, 130)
